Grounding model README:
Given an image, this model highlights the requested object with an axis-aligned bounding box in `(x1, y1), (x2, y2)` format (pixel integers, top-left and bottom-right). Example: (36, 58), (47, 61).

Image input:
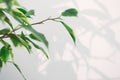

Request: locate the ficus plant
(0, 0), (78, 80)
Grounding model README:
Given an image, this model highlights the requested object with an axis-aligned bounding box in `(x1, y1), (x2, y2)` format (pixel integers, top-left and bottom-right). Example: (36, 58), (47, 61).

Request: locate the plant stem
(0, 16), (60, 39)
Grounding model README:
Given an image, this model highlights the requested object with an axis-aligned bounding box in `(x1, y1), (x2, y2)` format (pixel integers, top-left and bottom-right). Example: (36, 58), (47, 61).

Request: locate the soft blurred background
(0, 0), (120, 80)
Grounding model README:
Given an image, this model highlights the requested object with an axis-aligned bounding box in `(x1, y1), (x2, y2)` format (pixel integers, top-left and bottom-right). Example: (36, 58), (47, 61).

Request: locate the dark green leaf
(60, 21), (76, 44)
(0, 46), (10, 63)
(61, 8), (78, 17)
(0, 58), (3, 71)
(17, 8), (27, 15)
(26, 37), (48, 58)
(0, 28), (10, 35)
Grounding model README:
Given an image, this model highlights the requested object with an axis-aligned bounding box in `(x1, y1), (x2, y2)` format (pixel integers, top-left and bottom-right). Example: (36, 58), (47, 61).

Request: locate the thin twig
(0, 16), (60, 39)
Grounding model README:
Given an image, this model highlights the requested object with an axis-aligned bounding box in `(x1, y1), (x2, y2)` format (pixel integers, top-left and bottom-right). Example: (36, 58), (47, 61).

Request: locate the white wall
(0, 0), (120, 80)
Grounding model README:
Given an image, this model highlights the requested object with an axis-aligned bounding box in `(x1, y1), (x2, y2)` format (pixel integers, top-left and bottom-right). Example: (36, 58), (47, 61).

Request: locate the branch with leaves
(0, 0), (78, 80)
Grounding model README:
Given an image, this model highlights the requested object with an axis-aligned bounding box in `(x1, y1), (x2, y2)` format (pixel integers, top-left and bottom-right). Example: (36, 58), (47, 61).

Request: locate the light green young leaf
(61, 8), (78, 17)
(13, 0), (20, 6)
(60, 21), (76, 44)
(4, 0), (13, 9)
(12, 8), (30, 24)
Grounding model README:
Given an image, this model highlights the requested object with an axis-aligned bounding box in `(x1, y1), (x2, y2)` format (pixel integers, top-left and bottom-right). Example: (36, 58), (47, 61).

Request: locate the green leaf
(29, 34), (41, 42)
(61, 8), (78, 17)
(17, 8), (34, 18)
(26, 37), (48, 58)
(17, 8), (27, 14)
(10, 35), (23, 47)
(20, 32), (48, 58)
(4, 14), (13, 29)
(0, 10), (13, 29)
(20, 32), (32, 49)
(22, 24), (49, 48)
(25, 9), (34, 18)
(0, 28), (10, 35)
(60, 21), (76, 44)
(0, 0), (3, 3)
(12, 8), (30, 24)
(11, 62), (27, 80)
(9, 47), (14, 61)
(0, 46), (10, 63)
(3, 0), (13, 9)
(0, 58), (3, 71)
(12, 10), (48, 48)
(9, 34), (32, 53)
(13, 0), (20, 6)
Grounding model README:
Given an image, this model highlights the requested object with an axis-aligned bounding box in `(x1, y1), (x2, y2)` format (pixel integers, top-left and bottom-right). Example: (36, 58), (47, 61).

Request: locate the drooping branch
(0, 16), (60, 39)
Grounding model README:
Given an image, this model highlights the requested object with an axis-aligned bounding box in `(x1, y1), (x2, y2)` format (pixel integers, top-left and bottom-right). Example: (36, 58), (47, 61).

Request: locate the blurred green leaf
(10, 34), (32, 53)
(9, 47), (14, 61)
(12, 8), (30, 24)
(26, 37), (48, 58)
(13, 0), (20, 6)
(22, 24), (49, 48)
(0, 10), (13, 29)
(17, 8), (34, 18)
(29, 33), (41, 42)
(25, 9), (34, 18)
(61, 8), (78, 17)
(0, 0), (3, 3)
(11, 62), (27, 80)
(4, 14), (13, 29)
(60, 21), (76, 44)
(3, 0), (13, 9)
(0, 28), (10, 35)
(0, 58), (2, 71)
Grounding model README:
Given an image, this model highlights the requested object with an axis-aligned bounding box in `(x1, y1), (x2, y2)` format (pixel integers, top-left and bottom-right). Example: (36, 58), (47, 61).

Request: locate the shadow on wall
(41, 61), (77, 80)
(38, 0), (120, 80)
